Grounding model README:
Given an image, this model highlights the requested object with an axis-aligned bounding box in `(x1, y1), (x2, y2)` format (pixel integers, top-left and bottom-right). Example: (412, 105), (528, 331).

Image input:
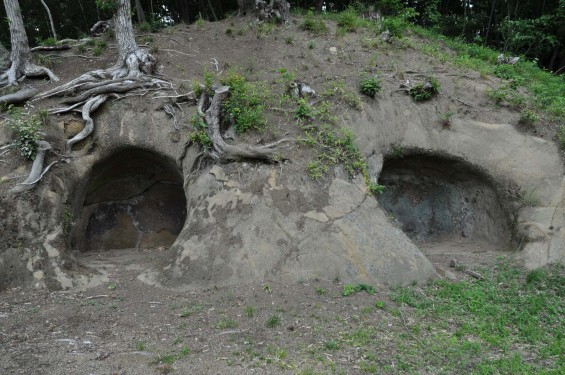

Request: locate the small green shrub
(36, 37), (57, 46)
(337, 7), (361, 32)
(202, 68), (215, 93)
(220, 70), (267, 133)
(4, 106), (44, 160)
(301, 11), (327, 34)
(195, 15), (205, 28)
(138, 21), (151, 32)
(342, 283), (376, 296)
(520, 109), (537, 126)
(295, 98), (313, 119)
(95, 0), (118, 12)
(189, 114), (212, 149)
(245, 305), (255, 318)
(265, 315), (281, 328)
(215, 318), (238, 329)
(409, 77), (440, 101)
(367, 182), (384, 195)
(359, 76), (382, 98)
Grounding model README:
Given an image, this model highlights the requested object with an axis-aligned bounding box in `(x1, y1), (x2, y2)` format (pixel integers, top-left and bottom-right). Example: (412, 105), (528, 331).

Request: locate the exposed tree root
(30, 45), (70, 52)
(197, 86), (289, 162)
(0, 61), (59, 87)
(66, 94), (110, 151)
(0, 87), (38, 105)
(8, 140), (53, 194)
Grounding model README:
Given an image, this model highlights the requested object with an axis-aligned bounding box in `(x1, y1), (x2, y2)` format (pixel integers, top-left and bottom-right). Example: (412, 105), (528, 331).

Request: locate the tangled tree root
(8, 140), (57, 194)
(33, 48), (168, 152)
(0, 61), (59, 87)
(0, 87), (38, 106)
(196, 86), (289, 162)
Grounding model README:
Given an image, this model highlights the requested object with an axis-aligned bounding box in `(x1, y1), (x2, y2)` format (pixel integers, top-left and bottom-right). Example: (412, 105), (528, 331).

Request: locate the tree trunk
(114, 0), (138, 62)
(0, 41), (8, 69)
(1, 0), (59, 86)
(39, 0), (57, 40)
(3, 0), (30, 84)
(256, 0), (291, 23)
(134, 0), (146, 24)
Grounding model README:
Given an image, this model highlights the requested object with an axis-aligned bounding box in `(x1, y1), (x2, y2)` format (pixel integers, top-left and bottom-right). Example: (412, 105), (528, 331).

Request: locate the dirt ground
(0, 243), (506, 375)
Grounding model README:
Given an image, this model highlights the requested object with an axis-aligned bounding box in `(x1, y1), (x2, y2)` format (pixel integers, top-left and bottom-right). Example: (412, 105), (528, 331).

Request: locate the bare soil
(0, 244), (503, 375)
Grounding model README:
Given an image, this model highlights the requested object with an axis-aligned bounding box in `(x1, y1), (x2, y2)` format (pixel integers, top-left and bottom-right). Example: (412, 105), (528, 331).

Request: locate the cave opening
(379, 154), (512, 247)
(71, 148), (187, 252)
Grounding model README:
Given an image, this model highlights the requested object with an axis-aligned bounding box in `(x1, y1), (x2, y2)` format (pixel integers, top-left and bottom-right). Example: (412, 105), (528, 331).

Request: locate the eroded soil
(0, 244), (509, 375)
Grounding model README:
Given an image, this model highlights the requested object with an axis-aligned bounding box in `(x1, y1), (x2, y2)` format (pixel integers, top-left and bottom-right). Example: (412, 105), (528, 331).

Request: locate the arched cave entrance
(71, 148), (187, 252)
(379, 154), (512, 248)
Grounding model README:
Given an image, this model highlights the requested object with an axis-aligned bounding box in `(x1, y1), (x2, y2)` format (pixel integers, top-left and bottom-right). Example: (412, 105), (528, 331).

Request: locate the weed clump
(409, 77), (440, 101)
(220, 70), (267, 133)
(4, 106), (45, 160)
(301, 11), (327, 34)
(336, 7), (362, 32)
(359, 75), (382, 98)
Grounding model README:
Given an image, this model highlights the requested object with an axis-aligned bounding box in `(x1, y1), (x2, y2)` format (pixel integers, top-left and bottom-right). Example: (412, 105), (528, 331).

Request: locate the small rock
(329, 47), (337, 54)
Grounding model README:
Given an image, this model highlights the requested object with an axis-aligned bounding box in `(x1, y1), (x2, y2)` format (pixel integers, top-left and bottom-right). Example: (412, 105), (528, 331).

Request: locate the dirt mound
(0, 14), (563, 292)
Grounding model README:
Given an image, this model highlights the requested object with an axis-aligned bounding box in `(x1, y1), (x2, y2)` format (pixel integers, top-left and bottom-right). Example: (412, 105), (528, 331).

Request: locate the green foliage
(359, 75), (381, 98)
(277, 67), (296, 84)
(220, 70), (267, 133)
(265, 315), (281, 328)
(188, 114), (212, 150)
(520, 109), (537, 126)
(295, 98), (313, 120)
(36, 37), (57, 46)
(336, 7), (362, 32)
(409, 77), (440, 101)
(215, 318), (238, 329)
(374, 0), (405, 15)
(95, 0), (118, 13)
(195, 14), (205, 28)
(301, 11), (328, 34)
(367, 182), (384, 195)
(412, 26), (565, 118)
(202, 68), (215, 93)
(342, 283), (376, 296)
(93, 39), (108, 56)
(322, 80), (363, 109)
(152, 347), (190, 365)
(138, 21), (151, 32)
(135, 341), (146, 351)
(375, 300), (385, 309)
(244, 305), (255, 318)
(4, 106), (44, 160)
(380, 8), (418, 38)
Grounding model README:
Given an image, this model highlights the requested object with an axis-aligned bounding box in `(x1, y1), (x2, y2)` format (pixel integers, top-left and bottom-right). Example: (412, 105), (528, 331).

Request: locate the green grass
(215, 318), (238, 329)
(386, 261), (565, 373)
(412, 26), (565, 119)
(265, 315), (281, 328)
(220, 69), (267, 133)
